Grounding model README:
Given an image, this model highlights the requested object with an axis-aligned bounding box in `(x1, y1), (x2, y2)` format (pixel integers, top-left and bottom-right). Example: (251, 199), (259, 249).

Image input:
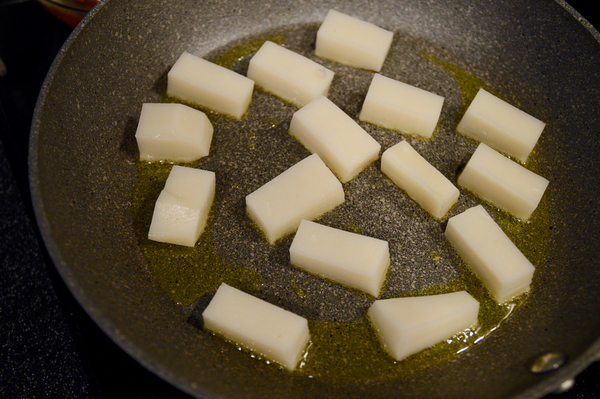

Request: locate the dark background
(0, 1), (598, 398)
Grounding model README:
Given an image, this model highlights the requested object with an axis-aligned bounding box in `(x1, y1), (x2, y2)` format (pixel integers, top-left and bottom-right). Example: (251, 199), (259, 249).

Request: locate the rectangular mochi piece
(167, 51), (254, 119)
(135, 103), (213, 162)
(458, 143), (549, 220)
(247, 41), (335, 107)
(368, 291), (479, 361)
(289, 219), (390, 297)
(289, 95), (381, 183)
(315, 9), (394, 72)
(202, 283), (310, 370)
(148, 165), (216, 247)
(381, 140), (459, 219)
(359, 74), (444, 139)
(456, 88), (546, 163)
(445, 205), (535, 302)
(246, 154), (344, 244)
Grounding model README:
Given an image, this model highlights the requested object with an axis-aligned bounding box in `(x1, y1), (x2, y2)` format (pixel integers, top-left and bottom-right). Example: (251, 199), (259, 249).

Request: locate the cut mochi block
(456, 88), (546, 163)
(359, 74), (445, 139)
(289, 219), (390, 297)
(315, 9), (393, 72)
(368, 291), (480, 361)
(167, 51), (254, 119)
(289, 95), (381, 183)
(247, 41), (335, 107)
(135, 103), (213, 162)
(246, 154), (344, 244)
(202, 283), (310, 370)
(381, 140), (459, 219)
(148, 165), (216, 247)
(445, 205), (535, 303)
(458, 143), (549, 220)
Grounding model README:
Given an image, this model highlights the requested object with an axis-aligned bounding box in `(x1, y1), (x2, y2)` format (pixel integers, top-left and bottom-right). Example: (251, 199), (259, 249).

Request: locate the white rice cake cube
(456, 88), (546, 163)
(289, 95), (381, 183)
(247, 41), (334, 107)
(135, 103), (213, 162)
(381, 140), (459, 219)
(315, 10), (393, 72)
(246, 154), (344, 244)
(359, 74), (444, 139)
(368, 291), (479, 361)
(445, 205), (535, 302)
(458, 143), (549, 220)
(289, 220), (390, 297)
(167, 52), (254, 119)
(148, 165), (215, 247)
(202, 283), (310, 370)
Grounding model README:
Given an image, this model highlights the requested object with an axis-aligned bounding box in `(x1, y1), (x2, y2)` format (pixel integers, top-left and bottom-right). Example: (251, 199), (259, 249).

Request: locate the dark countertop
(0, 1), (598, 398)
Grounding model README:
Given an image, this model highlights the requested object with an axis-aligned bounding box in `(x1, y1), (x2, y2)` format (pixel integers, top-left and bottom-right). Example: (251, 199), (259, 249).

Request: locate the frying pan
(29, 0), (600, 397)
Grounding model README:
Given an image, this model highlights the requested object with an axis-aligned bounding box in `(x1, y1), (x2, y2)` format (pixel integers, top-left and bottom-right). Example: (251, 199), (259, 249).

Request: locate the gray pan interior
(29, 0), (600, 398)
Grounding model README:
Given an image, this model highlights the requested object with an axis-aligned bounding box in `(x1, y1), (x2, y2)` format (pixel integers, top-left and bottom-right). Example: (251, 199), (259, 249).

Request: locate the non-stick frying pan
(29, 0), (600, 397)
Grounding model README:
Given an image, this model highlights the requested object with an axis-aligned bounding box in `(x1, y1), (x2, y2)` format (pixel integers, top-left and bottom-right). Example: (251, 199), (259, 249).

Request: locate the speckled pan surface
(29, 0), (600, 398)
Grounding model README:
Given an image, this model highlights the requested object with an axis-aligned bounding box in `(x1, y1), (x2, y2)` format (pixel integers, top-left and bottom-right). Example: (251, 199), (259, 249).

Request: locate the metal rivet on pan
(552, 378), (575, 394)
(529, 352), (568, 374)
